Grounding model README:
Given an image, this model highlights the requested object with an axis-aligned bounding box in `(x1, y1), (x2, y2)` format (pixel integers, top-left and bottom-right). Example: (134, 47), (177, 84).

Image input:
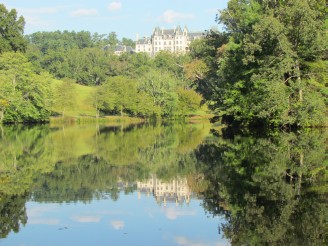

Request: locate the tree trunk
(0, 110), (3, 123)
(295, 61), (303, 102)
(297, 152), (304, 196)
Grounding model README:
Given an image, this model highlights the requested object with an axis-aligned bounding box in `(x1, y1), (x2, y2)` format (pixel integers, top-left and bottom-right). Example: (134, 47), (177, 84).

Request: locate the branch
(284, 73), (318, 84)
(174, 63), (184, 68)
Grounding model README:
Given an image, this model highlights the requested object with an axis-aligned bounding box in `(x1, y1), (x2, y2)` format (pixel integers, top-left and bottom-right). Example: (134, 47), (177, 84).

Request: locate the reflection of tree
(0, 125), (55, 195)
(196, 130), (328, 245)
(29, 123), (210, 203)
(0, 122), (210, 234)
(0, 193), (27, 238)
(32, 155), (147, 203)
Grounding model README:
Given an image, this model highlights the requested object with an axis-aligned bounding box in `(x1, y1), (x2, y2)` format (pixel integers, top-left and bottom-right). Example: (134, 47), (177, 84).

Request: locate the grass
(51, 79), (97, 117)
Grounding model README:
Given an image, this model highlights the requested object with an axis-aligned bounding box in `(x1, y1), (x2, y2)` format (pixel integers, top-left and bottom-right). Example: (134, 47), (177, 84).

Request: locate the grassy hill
(51, 79), (97, 117)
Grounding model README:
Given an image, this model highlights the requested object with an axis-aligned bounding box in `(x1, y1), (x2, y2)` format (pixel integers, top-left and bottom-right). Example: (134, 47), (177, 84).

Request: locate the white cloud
(163, 207), (196, 220)
(175, 236), (230, 246)
(71, 215), (101, 223)
(27, 206), (60, 225)
(29, 218), (60, 225)
(24, 16), (53, 28)
(17, 6), (64, 15)
(159, 10), (194, 23)
(70, 9), (98, 17)
(108, 2), (122, 11)
(207, 8), (218, 14)
(110, 220), (125, 230)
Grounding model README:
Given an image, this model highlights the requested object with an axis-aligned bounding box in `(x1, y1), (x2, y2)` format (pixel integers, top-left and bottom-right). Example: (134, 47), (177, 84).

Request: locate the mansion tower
(136, 25), (203, 57)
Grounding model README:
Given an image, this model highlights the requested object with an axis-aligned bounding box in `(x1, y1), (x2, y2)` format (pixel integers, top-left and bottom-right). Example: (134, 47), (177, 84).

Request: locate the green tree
(121, 37), (136, 48)
(75, 48), (109, 85)
(0, 52), (52, 123)
(138, 69), (179, 117)
(53, 79), (76, 117)
(98, 76), (139, 116)
(0, 4), (27, 53)
(205, 0), (327, 127)
(176, 87), (203, 115)
(108, 32), (119, 46)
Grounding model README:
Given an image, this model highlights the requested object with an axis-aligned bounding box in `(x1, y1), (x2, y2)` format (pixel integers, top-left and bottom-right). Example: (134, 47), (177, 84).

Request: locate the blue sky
(3, 0), (228, 40)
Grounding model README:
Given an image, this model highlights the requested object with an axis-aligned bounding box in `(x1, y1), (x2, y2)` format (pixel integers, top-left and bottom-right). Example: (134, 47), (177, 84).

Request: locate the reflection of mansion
(136, 25), (204, 57)
(137, 175), (191, 206)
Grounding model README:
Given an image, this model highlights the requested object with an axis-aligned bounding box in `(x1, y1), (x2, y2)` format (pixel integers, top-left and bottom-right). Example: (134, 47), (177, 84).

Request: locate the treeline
(26, 30), (137, 85)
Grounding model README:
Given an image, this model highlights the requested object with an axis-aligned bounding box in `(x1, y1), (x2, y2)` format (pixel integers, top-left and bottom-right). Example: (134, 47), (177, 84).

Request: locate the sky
(3, 0), (228, 40)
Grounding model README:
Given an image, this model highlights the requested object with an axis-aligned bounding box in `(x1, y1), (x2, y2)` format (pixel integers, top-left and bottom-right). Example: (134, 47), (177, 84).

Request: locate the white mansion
(136, 25), (203, 56)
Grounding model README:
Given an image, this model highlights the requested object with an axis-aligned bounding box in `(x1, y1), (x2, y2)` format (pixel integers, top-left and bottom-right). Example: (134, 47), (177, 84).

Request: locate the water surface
(0, 123), (326, 245)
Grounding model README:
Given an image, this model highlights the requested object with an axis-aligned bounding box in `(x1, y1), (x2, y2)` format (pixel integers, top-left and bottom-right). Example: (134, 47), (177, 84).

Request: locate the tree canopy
(192, 0), (327, 127)
(0, 4), (27, 53)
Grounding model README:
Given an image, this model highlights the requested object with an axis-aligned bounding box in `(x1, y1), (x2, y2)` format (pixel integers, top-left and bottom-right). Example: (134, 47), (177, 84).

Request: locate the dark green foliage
(0, 4), (27, 53)
(0, 52), (52, 123)
(0, 194), (27, 238)
(196, 129), (328, 245)
(199, 0), (327, 127)
(121, 37), (136, 48)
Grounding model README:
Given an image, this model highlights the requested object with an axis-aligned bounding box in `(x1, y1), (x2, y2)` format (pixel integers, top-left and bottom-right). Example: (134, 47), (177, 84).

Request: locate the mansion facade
(136, 25), (203, 57)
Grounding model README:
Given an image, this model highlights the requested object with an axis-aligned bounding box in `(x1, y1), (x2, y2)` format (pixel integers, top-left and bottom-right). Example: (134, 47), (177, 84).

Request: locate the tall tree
(0, 4), (27, 53)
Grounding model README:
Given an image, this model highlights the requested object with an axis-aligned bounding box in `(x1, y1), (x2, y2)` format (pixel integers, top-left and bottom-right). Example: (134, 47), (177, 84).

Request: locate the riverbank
(49, 113), (213, 125)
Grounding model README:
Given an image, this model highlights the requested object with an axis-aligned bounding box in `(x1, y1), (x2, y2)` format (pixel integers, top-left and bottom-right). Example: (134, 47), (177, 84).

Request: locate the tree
(0, 52), (52, 123)
(121, 37), (135, 48)
(98, 76), (139, 116)
(205, 0), (327, 127)
(138, 69), (179, 117)
(53, 79), (76, 117)
(176, 87), (203, 115)
(104, 32), (119, 49)
(74, 48), (109, 85)
(0, 4), (27, 53)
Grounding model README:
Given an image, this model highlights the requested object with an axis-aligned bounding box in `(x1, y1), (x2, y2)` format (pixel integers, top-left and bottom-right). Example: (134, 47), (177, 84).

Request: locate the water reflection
(137, 175), (191, 206)
(196, 129), (328, 245)
(0, 123), (326, 245)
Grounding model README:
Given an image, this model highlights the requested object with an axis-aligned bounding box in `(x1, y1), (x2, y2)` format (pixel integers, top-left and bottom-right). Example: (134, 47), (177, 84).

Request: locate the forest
(0, 0), (327, 128)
